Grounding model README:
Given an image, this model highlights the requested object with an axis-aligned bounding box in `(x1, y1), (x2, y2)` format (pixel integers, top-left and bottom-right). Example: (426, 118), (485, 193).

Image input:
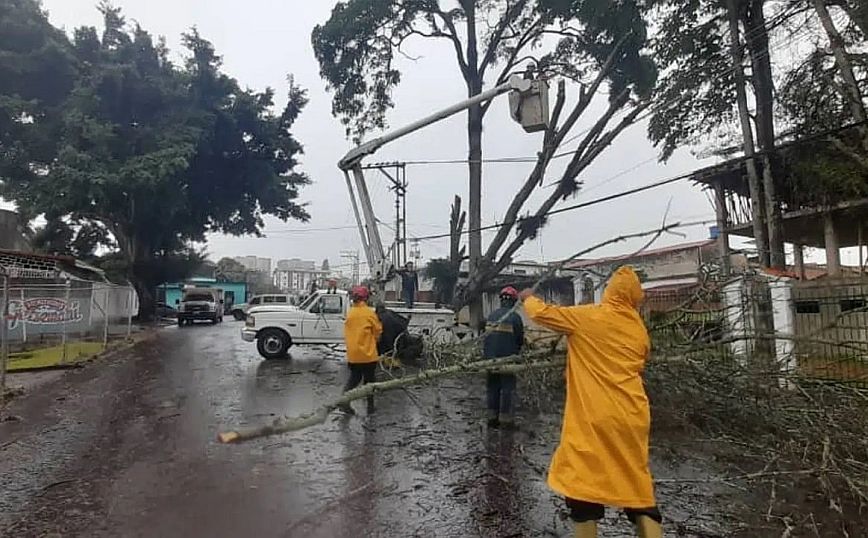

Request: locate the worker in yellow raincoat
(339, 286), (383, 416)
(520, 266), (662, 538)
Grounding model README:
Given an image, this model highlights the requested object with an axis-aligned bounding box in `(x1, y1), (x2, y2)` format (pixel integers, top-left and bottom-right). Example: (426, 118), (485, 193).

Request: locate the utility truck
(242, 289), (460, 359)
(241, 71), (549, 359)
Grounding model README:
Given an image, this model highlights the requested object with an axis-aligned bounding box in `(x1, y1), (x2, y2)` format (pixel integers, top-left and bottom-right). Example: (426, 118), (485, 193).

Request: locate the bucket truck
(338, 73), (550, 290)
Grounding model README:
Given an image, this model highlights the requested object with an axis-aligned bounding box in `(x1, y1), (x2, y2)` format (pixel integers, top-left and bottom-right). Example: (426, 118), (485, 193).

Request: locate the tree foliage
(313, 0), (655, 141)
(425, 257), (460, 304)
(216, 257), (248, 283)
(0, 1), (310, 316)
(647, 0), (739, 160)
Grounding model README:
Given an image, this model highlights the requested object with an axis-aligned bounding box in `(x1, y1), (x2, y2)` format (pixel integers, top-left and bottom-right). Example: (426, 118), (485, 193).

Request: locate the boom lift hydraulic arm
(338, 73), (549, 289)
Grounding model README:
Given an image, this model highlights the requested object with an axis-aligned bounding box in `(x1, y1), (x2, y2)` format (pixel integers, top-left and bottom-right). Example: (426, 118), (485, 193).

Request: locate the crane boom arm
(338, 75), (536, 286)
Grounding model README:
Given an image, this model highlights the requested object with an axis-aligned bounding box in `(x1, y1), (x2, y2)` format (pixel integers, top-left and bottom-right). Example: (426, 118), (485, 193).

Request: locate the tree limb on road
(217, 352), (564, 444)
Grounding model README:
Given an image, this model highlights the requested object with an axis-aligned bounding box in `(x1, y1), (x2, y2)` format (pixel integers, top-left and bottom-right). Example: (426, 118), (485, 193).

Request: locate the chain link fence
(1, 278), (137, 389)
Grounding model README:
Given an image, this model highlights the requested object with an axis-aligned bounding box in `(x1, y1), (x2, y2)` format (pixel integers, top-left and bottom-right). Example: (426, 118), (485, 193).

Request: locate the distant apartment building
(233, 256), (272, 274)
(273, 258), (328, 294)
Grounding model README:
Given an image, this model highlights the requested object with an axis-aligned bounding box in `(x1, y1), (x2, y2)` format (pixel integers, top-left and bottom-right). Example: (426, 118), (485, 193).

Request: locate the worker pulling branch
(520, 266), (663, 538)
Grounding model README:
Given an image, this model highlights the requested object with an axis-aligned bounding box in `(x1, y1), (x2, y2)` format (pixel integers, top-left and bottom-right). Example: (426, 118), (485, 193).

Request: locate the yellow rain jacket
(524, 266), (655, 508)
(344, 302), (383, 363)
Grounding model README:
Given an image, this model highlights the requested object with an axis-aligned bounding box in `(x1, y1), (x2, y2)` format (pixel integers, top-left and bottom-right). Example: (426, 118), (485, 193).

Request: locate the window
(320, 296), (343, 315)
(840, 299), (866, 312)
(795, 300), (820, 314)
(263, 296), (275, 304)
(250, 297), (261, 305)
(183, 294), (213, 302)
(274, 296), (288, 303)
(299, 294), (318, 311)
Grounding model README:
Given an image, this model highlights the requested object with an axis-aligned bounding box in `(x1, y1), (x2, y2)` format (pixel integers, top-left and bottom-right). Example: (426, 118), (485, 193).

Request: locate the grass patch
(7, 342), (106, 371)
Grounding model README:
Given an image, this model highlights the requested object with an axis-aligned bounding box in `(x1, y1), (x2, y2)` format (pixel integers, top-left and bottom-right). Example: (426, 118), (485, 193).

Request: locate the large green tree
(649, 0), (867, 265)
(648, 0), (814, 268)
(0, 2), (310, 317)
(313, 0), (655, 316)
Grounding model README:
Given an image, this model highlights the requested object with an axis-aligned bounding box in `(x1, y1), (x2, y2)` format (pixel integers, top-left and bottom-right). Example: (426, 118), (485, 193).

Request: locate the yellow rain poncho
(523, 266), (655, 508)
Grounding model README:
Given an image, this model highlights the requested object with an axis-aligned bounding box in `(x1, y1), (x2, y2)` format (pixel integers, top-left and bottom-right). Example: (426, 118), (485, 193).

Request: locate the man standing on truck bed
(396, 262), (419, 308)
(340, 286), (383, 415)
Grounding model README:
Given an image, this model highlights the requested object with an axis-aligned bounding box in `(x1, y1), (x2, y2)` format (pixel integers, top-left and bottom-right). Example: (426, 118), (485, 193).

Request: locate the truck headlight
(245, 315), (255, 327)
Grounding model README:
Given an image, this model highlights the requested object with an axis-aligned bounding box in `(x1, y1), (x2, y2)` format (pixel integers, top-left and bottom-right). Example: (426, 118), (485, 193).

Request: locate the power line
(390, 10), (817, 169)
(409, 119), (868, 243)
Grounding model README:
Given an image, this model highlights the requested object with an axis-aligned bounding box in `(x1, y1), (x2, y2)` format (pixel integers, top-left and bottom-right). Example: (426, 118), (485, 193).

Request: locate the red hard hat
(500, 286), (519, 299)
(351, 286), (370, 301)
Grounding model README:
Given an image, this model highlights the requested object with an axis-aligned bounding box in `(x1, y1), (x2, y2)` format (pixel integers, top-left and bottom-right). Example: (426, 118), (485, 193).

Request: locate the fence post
(20, 288), (26, 344)
(61, 279), (71, 363)
(1, 274), (9, 396)
(768, 276), (796, 389)
(102, 285), (109, 350)
(723, 277), (748, 365)
(126, 288), (133, 338)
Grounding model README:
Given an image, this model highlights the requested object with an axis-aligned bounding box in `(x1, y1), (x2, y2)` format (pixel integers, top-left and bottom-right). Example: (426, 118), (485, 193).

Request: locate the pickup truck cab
(241, 289), (461, 359)
(230, 294), (293, 320)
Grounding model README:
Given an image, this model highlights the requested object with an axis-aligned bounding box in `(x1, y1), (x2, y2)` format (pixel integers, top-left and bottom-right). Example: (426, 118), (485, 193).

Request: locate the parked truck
(241, 289), (464, 359)
(177, 287), (224, 326)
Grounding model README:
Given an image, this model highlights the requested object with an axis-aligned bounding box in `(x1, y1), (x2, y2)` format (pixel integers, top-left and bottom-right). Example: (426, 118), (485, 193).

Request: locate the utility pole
(340, 250), (360, 286)
(361, 162), (408, 268)
(409, 240), (421, 266)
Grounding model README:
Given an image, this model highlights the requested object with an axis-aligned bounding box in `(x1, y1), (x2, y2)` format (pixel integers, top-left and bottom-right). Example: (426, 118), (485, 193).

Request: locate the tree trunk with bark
(462, 1), (485, 330)
(813, 0), (868, 154)
(728, 0), (771, 267)
(743, 0), (785, 268)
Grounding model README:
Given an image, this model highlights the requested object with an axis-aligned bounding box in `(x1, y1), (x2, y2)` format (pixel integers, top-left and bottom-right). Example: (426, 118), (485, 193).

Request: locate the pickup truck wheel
(232, 310), (245, 321)
(257, 329), (291, 360)
(178, 318), (185, 327)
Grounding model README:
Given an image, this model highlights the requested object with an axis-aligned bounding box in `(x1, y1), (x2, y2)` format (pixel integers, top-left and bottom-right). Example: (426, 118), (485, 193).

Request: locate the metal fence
(1, 278), (137, 389)
(791, 279), (868, 385)
(642, 274), (868, 388)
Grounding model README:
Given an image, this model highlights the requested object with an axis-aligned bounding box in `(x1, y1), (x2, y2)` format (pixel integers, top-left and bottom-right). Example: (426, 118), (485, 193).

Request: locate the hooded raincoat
(344, 302), (383, 363)
(523, 266), (655, 508)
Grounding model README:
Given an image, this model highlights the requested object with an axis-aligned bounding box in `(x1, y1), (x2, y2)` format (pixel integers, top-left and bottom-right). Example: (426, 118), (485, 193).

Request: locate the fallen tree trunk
(218, 352), (564, 444)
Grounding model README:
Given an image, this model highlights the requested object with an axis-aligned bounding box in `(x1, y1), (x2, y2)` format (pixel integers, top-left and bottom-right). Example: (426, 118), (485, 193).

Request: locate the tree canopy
(312, 0), (656, 141)
(0, 1), (310, 315)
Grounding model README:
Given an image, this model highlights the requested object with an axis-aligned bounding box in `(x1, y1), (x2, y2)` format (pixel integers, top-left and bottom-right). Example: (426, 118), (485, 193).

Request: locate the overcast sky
(35, 0), (856, 276)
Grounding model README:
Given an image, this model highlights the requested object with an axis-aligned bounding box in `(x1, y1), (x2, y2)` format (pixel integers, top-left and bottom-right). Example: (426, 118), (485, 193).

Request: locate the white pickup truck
(241, 289), (467, 359)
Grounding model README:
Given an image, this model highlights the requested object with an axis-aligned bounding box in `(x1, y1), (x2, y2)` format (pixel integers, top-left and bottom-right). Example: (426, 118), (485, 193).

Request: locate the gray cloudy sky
(39, 1), (848, 275)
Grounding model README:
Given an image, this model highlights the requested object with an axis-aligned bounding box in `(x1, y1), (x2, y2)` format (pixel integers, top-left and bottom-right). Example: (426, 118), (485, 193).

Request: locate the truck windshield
(184, 294), (213, 302)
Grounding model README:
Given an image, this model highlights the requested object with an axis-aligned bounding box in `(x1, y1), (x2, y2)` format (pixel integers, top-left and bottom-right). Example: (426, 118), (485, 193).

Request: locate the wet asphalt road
(1, 321), (737, 537)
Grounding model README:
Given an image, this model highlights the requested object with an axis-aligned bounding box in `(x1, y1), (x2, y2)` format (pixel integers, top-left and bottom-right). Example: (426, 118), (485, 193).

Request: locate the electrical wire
(387, 7), (818, 168)
(407, 119), (868, 243)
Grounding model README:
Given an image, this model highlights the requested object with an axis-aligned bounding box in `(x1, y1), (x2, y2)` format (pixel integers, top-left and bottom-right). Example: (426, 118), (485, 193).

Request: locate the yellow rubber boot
(574, 521), (598, 538)
(634, 515), (663, 538)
